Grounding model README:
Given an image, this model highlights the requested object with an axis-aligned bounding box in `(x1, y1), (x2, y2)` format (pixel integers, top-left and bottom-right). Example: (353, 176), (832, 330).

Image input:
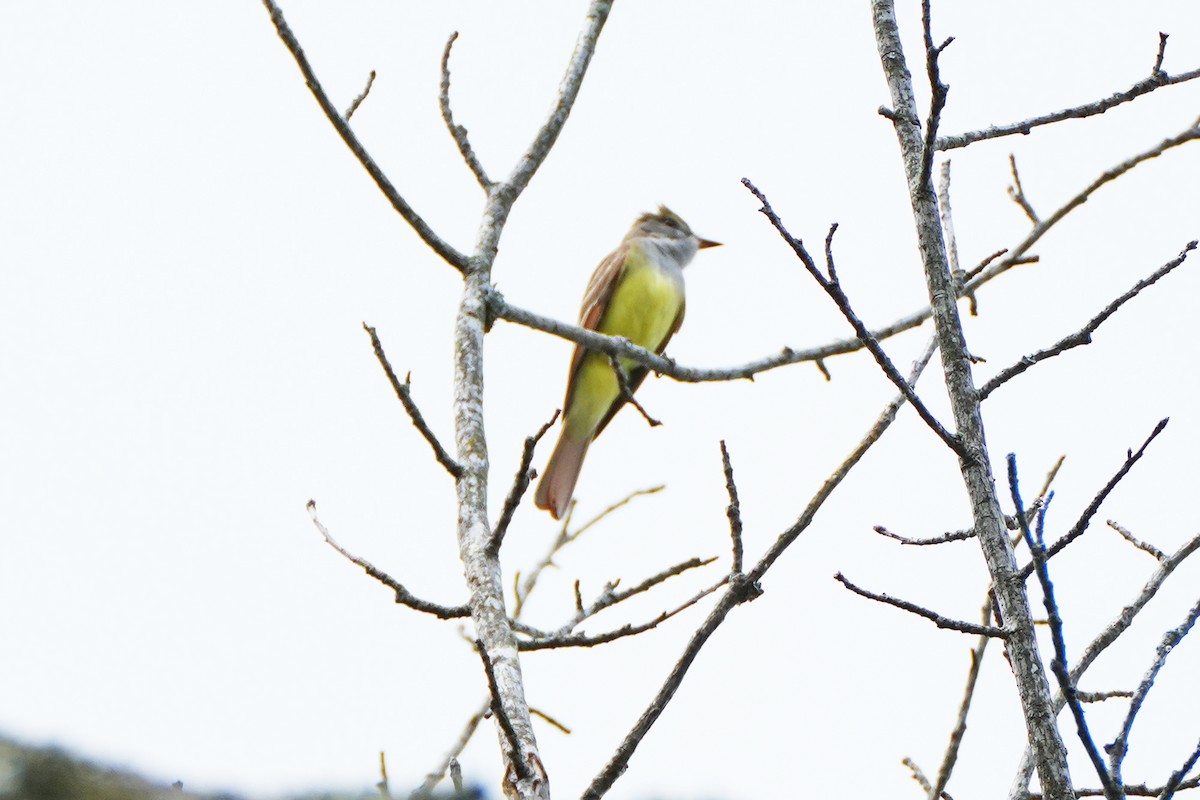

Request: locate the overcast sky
(3, 2), (1200, 799)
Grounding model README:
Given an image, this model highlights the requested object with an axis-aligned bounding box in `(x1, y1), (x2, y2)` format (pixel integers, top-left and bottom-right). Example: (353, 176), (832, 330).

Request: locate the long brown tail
(534, 432), (590, 520)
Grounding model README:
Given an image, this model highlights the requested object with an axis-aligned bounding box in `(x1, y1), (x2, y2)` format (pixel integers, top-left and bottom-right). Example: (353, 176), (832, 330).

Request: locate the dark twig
(307, 501), (469, 619)
(364, 323), (463, 479)
(720, 441), (744, 574)
(609, 355), (661, 427)
(937, 38), (1200, 151)
(835, 572), (1008, 638)
(474, 640), (531, 782)
(489, 411), (559, 555)
(979, 242), (1197, 399)
(743, 180), (964, 457)
(439, 32), (492, 189)
(1108, 595), (1200, 785)
(344, 70), (376, 121)
(1007, 155), (1040, 224)
(1020, 419), (1169, 577)
(1008, 460), (1118, 799)
(259, 0), (468, 270)
(1106, 520), (1166, 562)
(928, 598), (992, 800)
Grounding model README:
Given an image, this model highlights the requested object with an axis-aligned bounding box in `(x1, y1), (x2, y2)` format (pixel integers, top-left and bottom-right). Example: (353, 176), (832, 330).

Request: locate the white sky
(3, 2), (1200, 799)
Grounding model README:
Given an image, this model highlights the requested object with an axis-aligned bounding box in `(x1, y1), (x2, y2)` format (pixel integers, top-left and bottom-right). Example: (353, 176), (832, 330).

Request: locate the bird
(534, 206), (720, 519)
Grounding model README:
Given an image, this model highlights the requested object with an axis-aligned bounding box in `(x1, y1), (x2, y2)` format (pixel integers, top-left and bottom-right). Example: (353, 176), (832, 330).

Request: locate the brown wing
(561, 244), (628, 412)
(590, 293), (686, 438)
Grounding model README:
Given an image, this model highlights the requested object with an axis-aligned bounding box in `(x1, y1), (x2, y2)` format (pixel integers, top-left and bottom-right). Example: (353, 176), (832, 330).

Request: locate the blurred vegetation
(0, 735), (482, 800)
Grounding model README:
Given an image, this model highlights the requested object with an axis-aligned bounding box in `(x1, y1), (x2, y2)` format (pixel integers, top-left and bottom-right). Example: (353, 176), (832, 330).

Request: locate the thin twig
(743, 180), (964, 457)
(259, 0), (468, 270)
(1020, 419), (1169, 577)
(408, 700), (488, 798)
(344, 70), (376, 121)
(1106, 520), (1166, 562)
(720, 441), (744, 574)
(1007, 154), (1040, 224)
(937, 38), (1200, 150)
(928, 597), (994, 800)
(307, 500), (469, 619)
(439, 32), (491, 189)
(364, 323), (463, 479)
(489, 411), (559, 555)
(1160, 736), (1200, 800)
(873, 524), (976, 545)
(520, 577), (727, 651)
(530, 707), (572, 735)
(979, 242), (1197, 399)
(553, 556), (718, 636)
(835, 573), (1007, 637)
(609, 355), (661, 427)
(512, 485), (664, 617)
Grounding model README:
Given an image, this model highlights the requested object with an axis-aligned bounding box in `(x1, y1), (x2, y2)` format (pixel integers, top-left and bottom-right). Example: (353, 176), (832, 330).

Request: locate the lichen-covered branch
(870, 2), (1074, 797)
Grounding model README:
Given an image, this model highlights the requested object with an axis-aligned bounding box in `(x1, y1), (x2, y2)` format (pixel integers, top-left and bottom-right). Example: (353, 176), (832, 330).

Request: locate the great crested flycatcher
(534, 206), (720, 519)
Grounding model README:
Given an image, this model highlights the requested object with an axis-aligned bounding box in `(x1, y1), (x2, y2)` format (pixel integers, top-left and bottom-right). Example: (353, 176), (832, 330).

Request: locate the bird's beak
(697, 237), (722, 249)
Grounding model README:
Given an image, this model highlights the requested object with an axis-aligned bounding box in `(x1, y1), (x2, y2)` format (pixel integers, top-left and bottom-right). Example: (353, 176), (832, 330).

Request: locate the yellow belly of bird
(564, 253), (683, 440)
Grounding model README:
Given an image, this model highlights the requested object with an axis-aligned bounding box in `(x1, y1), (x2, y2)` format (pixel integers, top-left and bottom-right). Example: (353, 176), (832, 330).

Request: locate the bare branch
(1020, 419), (1169, 577)
(835, 572), (1007, 638)
(1010, 531), (1200, 796)
(520, 577), (727, 651)
(344, 69), (376, 121)
(1108, 595), (1200, 784)
(582, 336), (940, 800)
(512, 485), (664, 617)
(307, 500), (469, 619)
(979, 242), (1197, 399)
(259, 0), (469, 270)
(1008, 462), (1118, 799)
(364, 323), (463, 479)
(743, 180), (964, 457)
(937, 36), (1200, 150)
(972, 116), (1200, 296)
(439, 32), (492, 189)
